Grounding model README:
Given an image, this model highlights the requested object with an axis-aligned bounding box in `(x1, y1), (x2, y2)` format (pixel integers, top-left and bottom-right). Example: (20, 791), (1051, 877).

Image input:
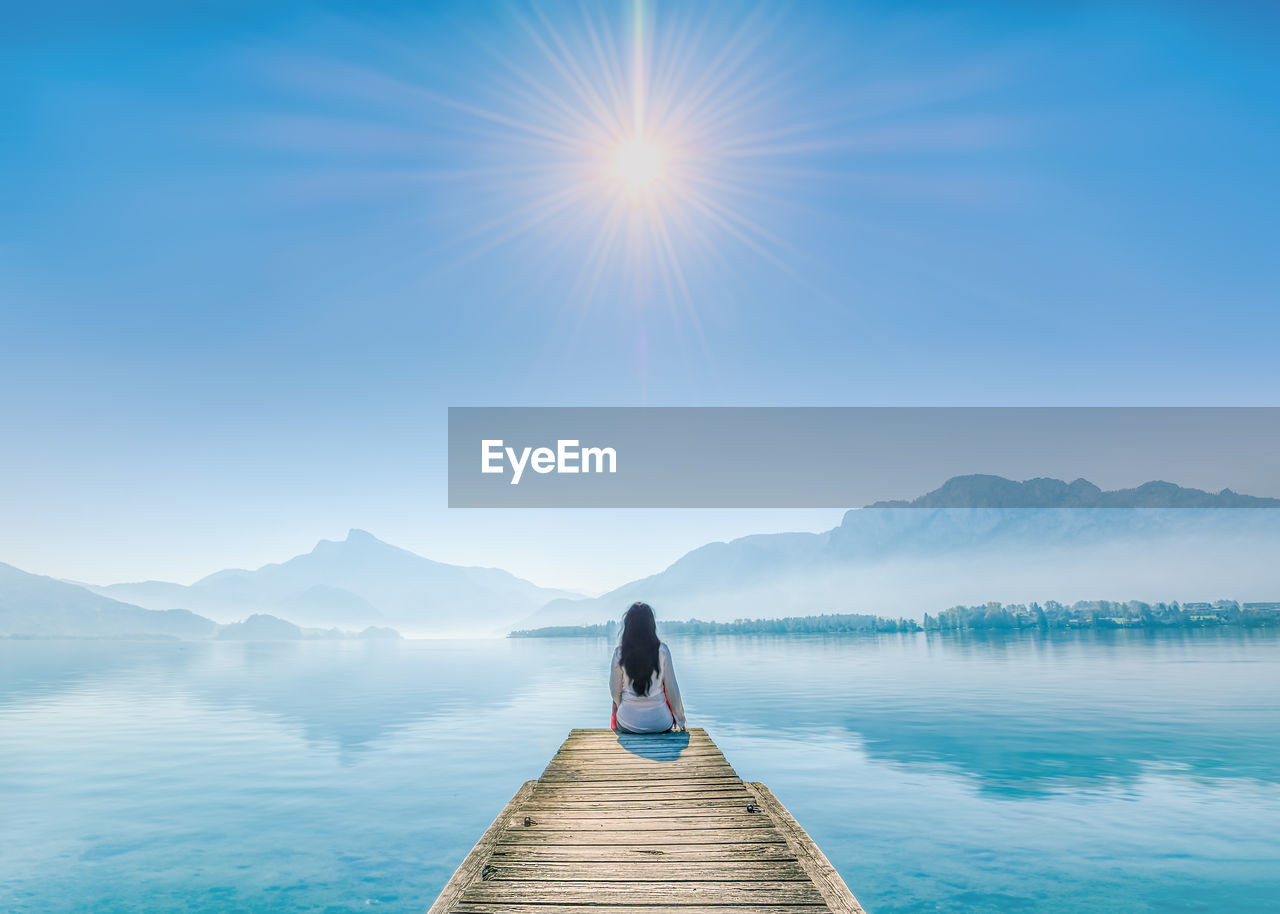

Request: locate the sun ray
(435, 181), (599, 270)
(522, 8), (628, 141)
(581, 7), (631, 136)
(630, 0), (647, 134)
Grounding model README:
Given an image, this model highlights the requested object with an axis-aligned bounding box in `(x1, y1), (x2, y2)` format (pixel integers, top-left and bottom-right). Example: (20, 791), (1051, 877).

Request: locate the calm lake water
(1, 630), (1278, 913)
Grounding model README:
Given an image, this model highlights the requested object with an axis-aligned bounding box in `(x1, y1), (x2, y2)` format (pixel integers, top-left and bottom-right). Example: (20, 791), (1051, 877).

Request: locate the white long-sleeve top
(611, 641), (687, 733)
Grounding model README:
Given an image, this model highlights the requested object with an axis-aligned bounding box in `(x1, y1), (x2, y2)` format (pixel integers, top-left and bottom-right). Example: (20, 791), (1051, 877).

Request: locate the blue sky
(2, 0), (1277, 592)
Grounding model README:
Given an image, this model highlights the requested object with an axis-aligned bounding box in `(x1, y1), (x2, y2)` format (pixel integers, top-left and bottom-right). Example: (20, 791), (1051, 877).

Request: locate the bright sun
(406, 0), (807, 306)
(610, 138), (665, 197)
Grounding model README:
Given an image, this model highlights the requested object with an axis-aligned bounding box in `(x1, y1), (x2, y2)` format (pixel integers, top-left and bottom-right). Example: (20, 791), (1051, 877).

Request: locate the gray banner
(447, 407), (1280, 508)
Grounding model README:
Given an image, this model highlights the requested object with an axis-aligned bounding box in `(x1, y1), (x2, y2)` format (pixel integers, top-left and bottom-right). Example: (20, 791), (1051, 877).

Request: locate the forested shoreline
(509, 600), (1280, 638)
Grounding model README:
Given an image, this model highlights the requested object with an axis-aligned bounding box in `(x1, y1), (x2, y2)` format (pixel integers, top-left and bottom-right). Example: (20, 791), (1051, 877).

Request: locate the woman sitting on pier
(611, 602), (687, 733)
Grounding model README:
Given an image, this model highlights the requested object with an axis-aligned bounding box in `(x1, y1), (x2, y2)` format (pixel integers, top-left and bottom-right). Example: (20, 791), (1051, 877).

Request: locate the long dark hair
(619, 602), (660, 696)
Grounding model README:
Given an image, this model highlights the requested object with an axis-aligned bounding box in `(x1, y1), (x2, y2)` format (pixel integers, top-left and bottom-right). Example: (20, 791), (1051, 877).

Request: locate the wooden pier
(429, 728), (865, 914)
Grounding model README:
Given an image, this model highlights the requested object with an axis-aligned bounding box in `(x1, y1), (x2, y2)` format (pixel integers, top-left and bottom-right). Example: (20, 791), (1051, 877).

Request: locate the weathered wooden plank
(540, 770), (741, 782)
(553, 745), (724, 755)
(425, 779), (537, 914)
(561, 732), (713, 739)
(745, 782), (866, 914)
(554, 742), (718, 748)
(522, 797), (754, 810)
(540, 771), (741, 783)
(565, 727), (709, 737)
(529, 786), (751, 799)
(497, 829), (787, 846)
(554, 745), (720, 755)
(541, 743), (714, 753)
(507, 814), (775, 830)
(533, 779), (742, 791)
(535, 781), (736, 789)
(458, 879), (828, 905)
(558, 735), (715, 750)
(558, 737), (716, 742)
(527, 792), (746, 802)
(555, 742), (727, 752)
(543, 758), (735, 769)
(450, 901), (829, 906)
(480, 859), (812, 881)
(547, 755), (717, 763)
(527, 795), (753, 807)
(554, 744), (724, 753)
(542, 752), (732, 762)
(550, 752), (732, 762)
(538, 773), (743, 784)
(559, 733), (717, 743)
(521, 805), (754, 815)
(518, 803), (761, 817)
(528, 788), (735, 804)
(487, 842), (803, 862)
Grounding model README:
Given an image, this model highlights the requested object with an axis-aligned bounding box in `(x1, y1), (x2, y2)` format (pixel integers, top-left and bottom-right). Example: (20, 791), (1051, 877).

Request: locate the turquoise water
(1, 630), (1278, 913)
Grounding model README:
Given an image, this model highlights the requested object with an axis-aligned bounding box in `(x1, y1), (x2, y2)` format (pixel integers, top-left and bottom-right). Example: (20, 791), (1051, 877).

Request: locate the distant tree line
(508, 623), (619, 639)
(508, 600), (1280, 638)
(509, 613), (921, 639)
(924, 600), (1280, 631)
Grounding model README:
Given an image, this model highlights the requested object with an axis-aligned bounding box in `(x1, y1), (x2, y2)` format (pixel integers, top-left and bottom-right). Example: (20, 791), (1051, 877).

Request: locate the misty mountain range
(0, 561), (220, 639)
(2, 475), (1278, 639)
(521, 475), (1280, 627)
(869, 475), (1280, 509)
(86, 529), (577, 636)
(0, 562), (402, 641)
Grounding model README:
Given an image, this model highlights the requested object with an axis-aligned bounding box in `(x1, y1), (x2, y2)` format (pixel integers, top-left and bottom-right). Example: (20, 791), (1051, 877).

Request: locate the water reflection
(667, 628), (1280, 793)
(3, 629), (1278, 785)
(1, 640), (547, 757)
